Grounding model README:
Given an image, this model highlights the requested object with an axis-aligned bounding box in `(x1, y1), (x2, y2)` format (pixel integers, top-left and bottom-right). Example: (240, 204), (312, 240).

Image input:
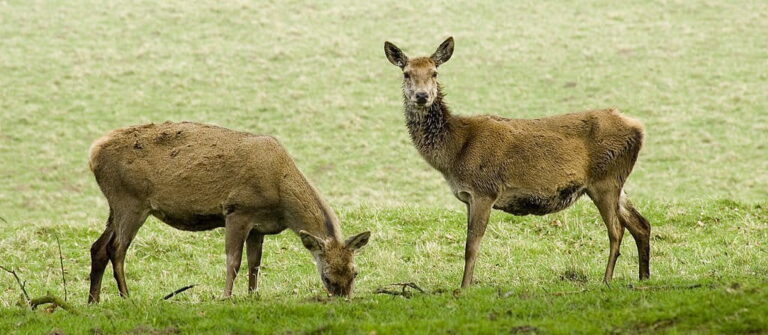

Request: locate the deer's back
(89, 122), (291, 217)
(449, 109), (644, 213)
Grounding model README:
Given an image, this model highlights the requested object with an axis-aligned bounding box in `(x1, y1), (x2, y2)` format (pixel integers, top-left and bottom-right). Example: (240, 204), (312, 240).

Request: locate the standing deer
(384, 37), (650, 288)
(87, 122), (370, 303)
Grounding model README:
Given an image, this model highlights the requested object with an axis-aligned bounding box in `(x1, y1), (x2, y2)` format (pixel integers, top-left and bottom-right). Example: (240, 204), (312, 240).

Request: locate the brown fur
(385, 37), (650, 288)
(87, 121), (370, 303)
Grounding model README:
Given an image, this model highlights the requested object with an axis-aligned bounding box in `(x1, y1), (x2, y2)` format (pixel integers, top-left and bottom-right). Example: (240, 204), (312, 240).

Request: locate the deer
(384, 37), (651, 288)
(87, 121), (371, 303)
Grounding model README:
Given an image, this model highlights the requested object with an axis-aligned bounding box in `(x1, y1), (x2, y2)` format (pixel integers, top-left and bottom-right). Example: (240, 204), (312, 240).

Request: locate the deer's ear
(344, 231), (371, 251)
(385, 41), (408, 68)
(431, 36), (454, 66)
(299, 230), (324, 252)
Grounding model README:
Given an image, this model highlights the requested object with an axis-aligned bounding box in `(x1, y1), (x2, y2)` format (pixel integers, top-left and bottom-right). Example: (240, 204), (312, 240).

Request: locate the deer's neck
(282, 172), (342, 242)
(404, 86), (460, 170)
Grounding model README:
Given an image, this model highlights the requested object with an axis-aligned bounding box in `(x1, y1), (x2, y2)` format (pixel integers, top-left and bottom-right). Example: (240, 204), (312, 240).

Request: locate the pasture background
(0, 0), (766, 333)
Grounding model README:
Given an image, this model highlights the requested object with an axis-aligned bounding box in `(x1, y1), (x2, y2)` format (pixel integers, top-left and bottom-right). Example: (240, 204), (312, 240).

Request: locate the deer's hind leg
(618, 192), (651, 280)
(587, 184), (625, 284)
(108, 197), (150, 298)
(88, 209), (114, 303)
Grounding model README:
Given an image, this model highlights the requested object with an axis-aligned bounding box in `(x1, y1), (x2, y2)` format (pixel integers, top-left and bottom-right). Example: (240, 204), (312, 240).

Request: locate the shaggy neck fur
(404, 85), (452, 158)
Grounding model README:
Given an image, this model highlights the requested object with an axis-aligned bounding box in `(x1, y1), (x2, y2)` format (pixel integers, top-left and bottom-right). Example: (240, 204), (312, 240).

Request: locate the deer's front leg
(246, 230), (265, 293)
(461, 196), (495, 288)
(223, 212), (254, 298)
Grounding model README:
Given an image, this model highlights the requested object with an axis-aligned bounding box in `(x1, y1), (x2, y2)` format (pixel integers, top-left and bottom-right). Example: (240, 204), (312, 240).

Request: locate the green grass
(1, 202), (767, 334)
(1, 0), (766, 333)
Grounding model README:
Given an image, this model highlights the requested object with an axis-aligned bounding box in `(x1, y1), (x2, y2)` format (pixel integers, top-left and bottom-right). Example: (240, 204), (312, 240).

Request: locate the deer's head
(299, 230), (370, 298)
(385, 37), (454, 108)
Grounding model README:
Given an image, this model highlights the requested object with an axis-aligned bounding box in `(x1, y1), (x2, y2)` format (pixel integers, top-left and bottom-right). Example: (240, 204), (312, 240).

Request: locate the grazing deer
(384, 37), (650, 288)
(87, 122), (370, 303)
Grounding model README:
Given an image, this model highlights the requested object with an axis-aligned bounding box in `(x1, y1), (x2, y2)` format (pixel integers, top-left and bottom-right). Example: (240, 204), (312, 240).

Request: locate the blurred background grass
(1, 0), (766, 223)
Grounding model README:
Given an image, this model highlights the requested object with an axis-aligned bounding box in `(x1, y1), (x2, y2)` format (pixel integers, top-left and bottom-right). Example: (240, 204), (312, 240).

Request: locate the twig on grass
(163, 284), (197, 300)
(0, 267), (76, 313)
(374, 288), (408, 297)
(0, 216), (7, 223)
(628, 283), (703, 291)
(374, 282), (425, 298)
(30, 292), (78, 314)
(0, 265), (30, 302)
(55, 234), (68, 302)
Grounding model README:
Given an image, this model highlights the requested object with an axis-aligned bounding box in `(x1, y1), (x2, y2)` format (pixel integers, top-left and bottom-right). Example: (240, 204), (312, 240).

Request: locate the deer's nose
(415, 92), (428, 103)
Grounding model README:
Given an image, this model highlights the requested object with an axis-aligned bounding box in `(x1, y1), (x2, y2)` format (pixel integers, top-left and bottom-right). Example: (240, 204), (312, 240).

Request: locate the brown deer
(87, 121), (370, 303)
(384, 37), (650, 288)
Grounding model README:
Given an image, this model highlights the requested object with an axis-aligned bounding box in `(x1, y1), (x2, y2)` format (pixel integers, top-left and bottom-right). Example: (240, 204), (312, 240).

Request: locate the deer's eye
(403, 73), (410, 79)
(432, 72), (438, 78)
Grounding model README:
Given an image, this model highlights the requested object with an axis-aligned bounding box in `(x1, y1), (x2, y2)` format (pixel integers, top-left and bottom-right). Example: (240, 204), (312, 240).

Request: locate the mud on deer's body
(87, 122), (370, 303)
(385, 37), (650, 288)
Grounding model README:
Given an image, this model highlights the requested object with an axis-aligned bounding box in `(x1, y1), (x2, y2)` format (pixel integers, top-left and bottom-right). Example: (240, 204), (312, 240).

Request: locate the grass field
(1, 0), (767, 334)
